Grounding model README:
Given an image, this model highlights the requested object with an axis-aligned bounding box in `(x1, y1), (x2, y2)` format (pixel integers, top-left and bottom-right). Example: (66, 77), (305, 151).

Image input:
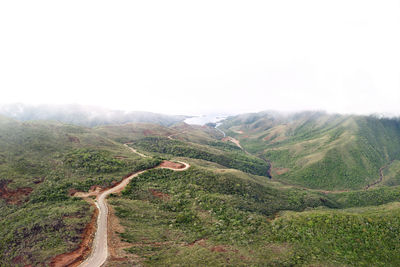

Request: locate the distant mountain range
(220, 111), (400, 190)
(0, 103), (187, 127)
(3, 108), (400, 265)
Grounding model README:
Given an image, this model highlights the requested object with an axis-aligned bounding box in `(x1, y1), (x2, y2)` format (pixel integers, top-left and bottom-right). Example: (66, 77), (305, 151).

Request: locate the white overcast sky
(0, 0), (399, 115)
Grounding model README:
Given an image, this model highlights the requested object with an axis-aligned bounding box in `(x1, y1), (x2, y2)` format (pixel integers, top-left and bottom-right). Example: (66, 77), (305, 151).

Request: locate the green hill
(220, 111), (400, 190)
(0, 116), (159, 266)
(3, 112), (400, 266)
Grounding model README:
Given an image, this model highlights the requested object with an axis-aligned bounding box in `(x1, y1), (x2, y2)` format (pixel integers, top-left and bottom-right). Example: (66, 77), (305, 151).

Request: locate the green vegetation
(382, 160), (400, 186)
(3, 111), (400, 266)
(64, 149), (126, 173)
(0, 117), (161, 266)
(109, 197), (294, 266)
(113, 166), (323, 265)
(122, 167), (335, 217)
(0, 200), (92, 266)
(328, 186), (400, 208)
(113, 166), (400, 266)
(64, 148), (161, 177)
(268, 203), (400, 266)
(221, 112), (400, 190)
(131, 137), (270, 177)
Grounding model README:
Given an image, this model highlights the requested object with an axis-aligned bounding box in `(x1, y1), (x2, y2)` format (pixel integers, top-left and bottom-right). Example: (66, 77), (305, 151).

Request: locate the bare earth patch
(72, 185), (102, 198)
(0, 180), (32, 204)
(106, 205), (139, 266)
(222, 137), (243, 149)
(158, 161), (185, 169)
(50, 204), (97, 267)
(64, 161), (190, 266)
(67, 135), (80, 144)
(274, 167), (290, 175)
(149, 188), (170, 200)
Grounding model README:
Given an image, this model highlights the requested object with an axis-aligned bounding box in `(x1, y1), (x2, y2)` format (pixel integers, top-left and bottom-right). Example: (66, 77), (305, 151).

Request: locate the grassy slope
(94, 121), (222, 145)
(0, 117), (160, 266)
(221, 112), (400, 190)
(130, 136), (270, 176)
(269, 202), (400, 266)
(93, 123), (175, 144)
(110, 164), (400, 266)
(110, 166), (327, 266)
(4, 113), (400, 266)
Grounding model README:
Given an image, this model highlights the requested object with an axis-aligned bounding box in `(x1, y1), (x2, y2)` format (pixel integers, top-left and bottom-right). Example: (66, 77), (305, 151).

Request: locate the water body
(184, 114), (228, 137)
(184, 114), (228, 125)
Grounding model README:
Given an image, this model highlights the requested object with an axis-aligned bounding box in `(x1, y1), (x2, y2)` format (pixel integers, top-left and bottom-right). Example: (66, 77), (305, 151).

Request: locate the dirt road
(78, 146), (189, 267)
(123, 143), (148, 158)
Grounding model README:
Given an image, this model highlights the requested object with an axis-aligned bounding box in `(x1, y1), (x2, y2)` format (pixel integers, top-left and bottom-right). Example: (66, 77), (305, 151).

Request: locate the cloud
(0, 0), (399, 115)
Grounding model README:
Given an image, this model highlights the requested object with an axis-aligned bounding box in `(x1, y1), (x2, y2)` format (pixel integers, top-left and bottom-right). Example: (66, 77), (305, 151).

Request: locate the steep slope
(107, 162), (400, 266)
(221, 111), (400, 190)
(3, 114), (400, 266)
(0, 116), (160, 266)
(94, 122), (222, 145)
(129, 136), (270, 177)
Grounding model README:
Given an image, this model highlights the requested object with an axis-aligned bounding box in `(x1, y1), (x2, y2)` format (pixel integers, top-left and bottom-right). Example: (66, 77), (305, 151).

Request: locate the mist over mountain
(221, 111), (400, 190)
(0, 103), (187, 127)
(3, 106), (400, 265)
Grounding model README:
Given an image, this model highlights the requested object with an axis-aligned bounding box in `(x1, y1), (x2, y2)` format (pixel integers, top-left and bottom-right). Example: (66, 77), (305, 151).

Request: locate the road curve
(79, 158), (190, 267)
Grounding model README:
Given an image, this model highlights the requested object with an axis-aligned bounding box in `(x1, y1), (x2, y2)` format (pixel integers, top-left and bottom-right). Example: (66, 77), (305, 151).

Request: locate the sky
(0, 0), (399, 116)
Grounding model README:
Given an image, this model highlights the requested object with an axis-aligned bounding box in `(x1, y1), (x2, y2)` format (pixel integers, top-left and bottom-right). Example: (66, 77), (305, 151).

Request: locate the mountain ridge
(0, 103), (187, 127)
(221, 111), (400, 190)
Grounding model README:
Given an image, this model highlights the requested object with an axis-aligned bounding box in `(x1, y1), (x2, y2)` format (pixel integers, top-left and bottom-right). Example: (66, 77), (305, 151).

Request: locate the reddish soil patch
(365, 161), (394, 190)
(114, 156), (128, 159)
(159, 161), (185, 169)
(187, 239), (207, 247)
(222, 137), (243, 149)
(274, 168), (290, 175)
(0, 180), (33, 204)
(211, 245), (228, 253)
(148, 188), (170, 200)
(263, 135), (272, 141)
(67, 135), (80, 144)
(107, 205), (135, 265)
(68, 188), (79, 196)
(12, 256), (24, 265)
(50, 207), (98, 267)
(188, 239), (231, 254)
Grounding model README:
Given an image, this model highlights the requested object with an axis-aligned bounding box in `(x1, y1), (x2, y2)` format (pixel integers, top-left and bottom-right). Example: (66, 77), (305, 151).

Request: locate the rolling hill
(2, 111), (400, 266)
(220, 111), (400, 190)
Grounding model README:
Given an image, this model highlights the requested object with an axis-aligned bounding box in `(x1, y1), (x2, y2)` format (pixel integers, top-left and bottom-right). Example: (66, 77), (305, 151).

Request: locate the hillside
(220, 111), (400, 190)
(0, 116), (160, 266)
(3, 113), (400, 266)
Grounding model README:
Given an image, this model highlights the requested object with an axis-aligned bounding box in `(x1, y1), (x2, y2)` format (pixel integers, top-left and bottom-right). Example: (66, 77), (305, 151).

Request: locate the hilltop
(220, 111), (400, 190)
(2, 111), (400, 266)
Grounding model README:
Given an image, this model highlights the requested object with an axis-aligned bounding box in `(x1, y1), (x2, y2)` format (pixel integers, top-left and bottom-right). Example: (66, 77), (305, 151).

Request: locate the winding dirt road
(123, 143), (148, 158)
(78, 146), (190, 267)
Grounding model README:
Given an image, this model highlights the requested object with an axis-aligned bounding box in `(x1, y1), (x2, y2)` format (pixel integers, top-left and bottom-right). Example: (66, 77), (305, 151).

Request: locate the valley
(2, 111), (400, 266)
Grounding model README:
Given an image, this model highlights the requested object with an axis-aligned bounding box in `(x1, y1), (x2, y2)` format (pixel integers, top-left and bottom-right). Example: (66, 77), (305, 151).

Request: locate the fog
(0, 1), (399, 116)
